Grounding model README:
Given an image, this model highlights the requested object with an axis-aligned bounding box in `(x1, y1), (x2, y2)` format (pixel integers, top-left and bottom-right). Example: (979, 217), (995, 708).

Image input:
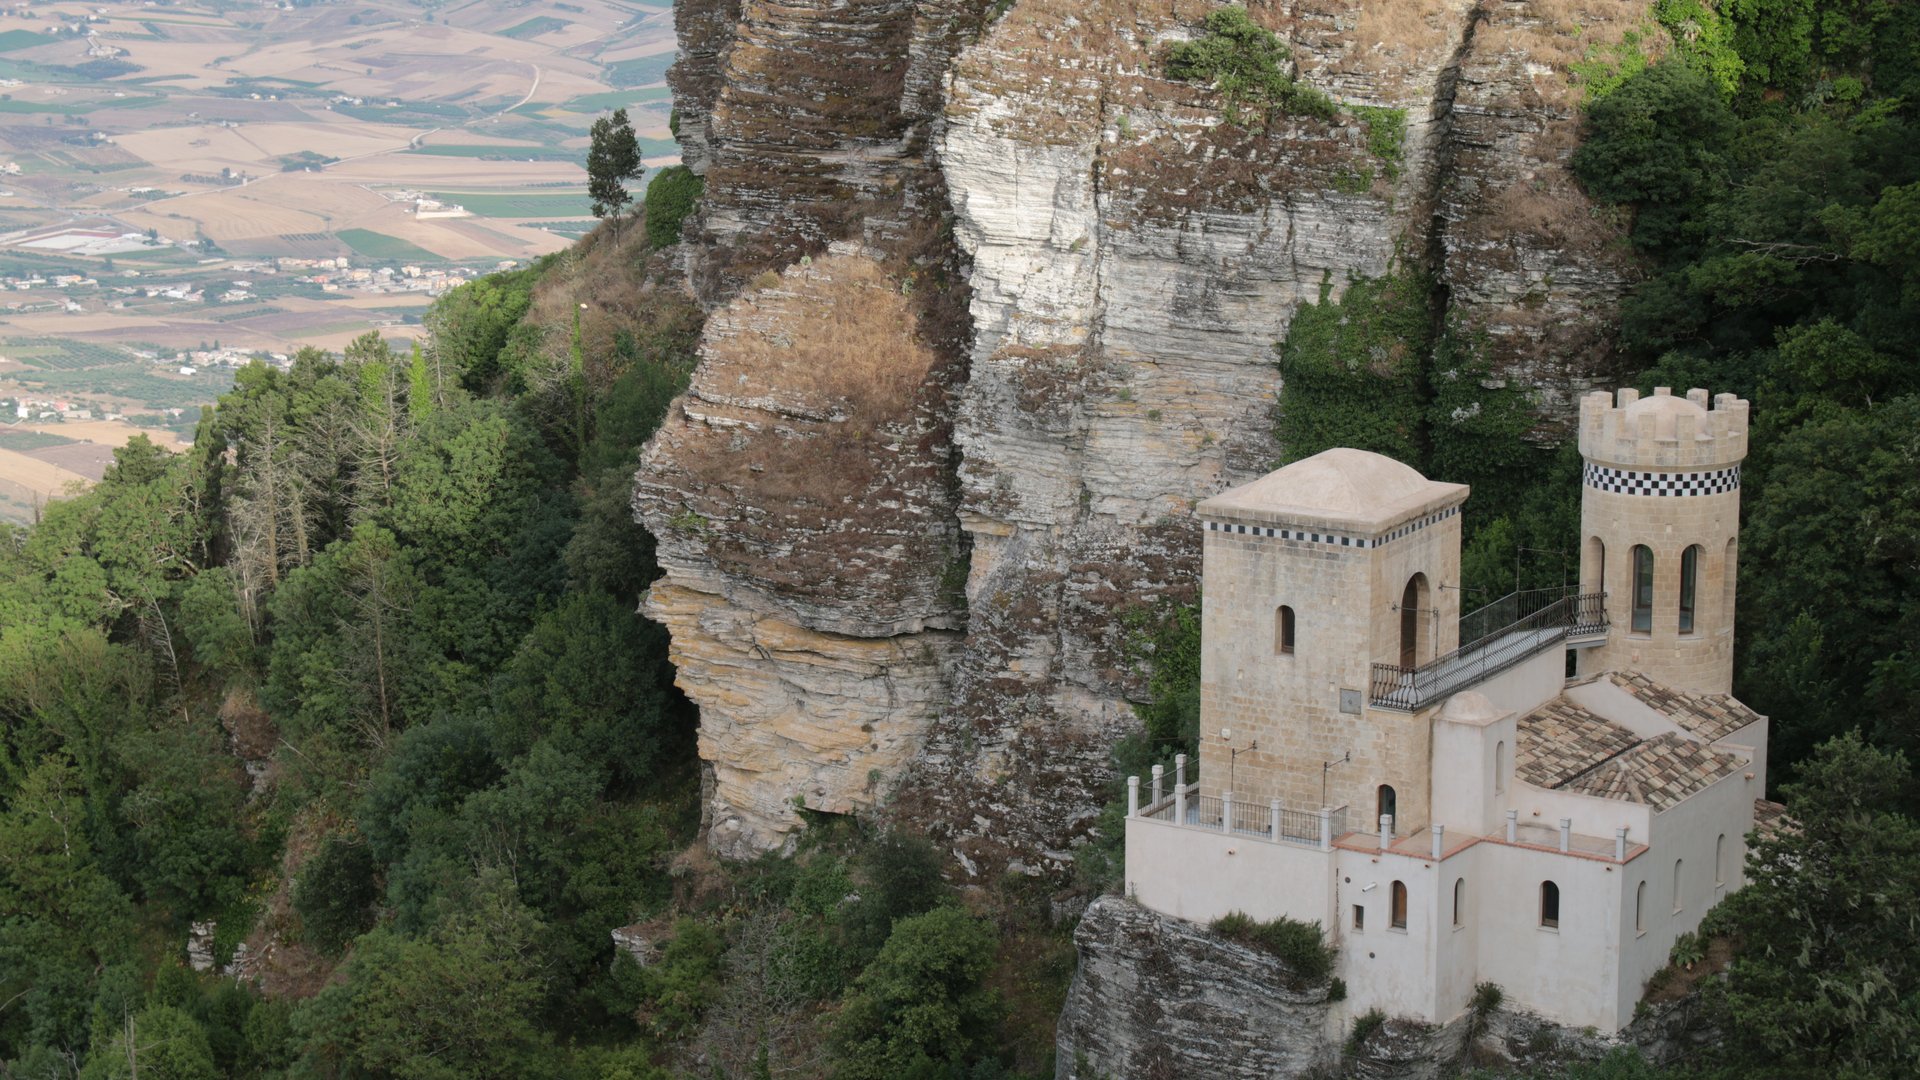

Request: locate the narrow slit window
(1635, 881), (1646, 933)
(1390, 881), (1408, 930)
(1452, 878), (1465, 927)
(1679, 545), (1701, 634)
(1540, 881), (1560, 929)
(1715, 834), (1726, 886)
(1494, 740), (1508, 794)
(1673, 859), (1684, 912)
(1275, 605), (1295, 655)
(1632, 545), (1655, 633)
(1353, 904), (1365, 931)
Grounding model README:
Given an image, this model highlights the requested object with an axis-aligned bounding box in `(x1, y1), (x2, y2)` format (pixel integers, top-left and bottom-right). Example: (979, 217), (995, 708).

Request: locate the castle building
(1123, 387), (1774, 1032)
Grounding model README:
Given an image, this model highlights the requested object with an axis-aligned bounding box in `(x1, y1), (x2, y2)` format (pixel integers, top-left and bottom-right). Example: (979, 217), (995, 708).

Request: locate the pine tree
(586, 108), (644, 240)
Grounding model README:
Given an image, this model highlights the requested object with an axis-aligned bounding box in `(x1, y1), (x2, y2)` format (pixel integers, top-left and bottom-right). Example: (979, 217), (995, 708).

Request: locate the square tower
(1195, 449), (1468, 827)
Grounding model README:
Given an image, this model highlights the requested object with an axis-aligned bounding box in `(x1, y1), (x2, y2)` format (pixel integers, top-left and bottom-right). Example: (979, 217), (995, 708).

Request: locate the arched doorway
(1400, 573), (1429, 667)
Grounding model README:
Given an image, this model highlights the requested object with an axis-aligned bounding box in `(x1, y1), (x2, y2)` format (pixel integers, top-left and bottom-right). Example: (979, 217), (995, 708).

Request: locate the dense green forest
(1, 1), (1918, 1078)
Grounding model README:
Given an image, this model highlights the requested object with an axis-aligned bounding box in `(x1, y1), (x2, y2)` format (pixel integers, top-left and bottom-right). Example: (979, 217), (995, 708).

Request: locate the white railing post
(1175, 753), (1187, 790)
(1558, 817), (1572, 854)
(1379, 814), (1393, 851)
(1175, 782), (1188, 827)
(1269, 798), (1281, 842)
(1127, 775), (1140, 818)
(1151, 764), (1164, 804)
(1431, 823), (1445, 861)
(1319, 807), (1333, 851)
(1505, 809), (1518, 843)
(1614, 826), (1628, 862)
(1221, 790), (1235, 833)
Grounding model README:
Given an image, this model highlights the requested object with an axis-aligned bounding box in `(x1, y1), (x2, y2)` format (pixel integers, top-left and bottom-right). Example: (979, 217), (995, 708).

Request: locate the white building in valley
(1123, 386), (1776, 1032)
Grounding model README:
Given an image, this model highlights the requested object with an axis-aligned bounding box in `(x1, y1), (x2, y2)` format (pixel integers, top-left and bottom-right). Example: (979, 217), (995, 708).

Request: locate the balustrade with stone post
(1151, 764), (1164, 804)
(1505, 809), (1518, 843)
(1127, 775), (1139, 818)
(1175, 781), (1187, 827)
(1431, 823), (1445, 860)
(1175, 753), (1187, 790)
(1558, 817), (1572, 853)
(1222, 790), (1234, 833)
(1379, 814), (1393, 850)
(1319, 807), (1333, 851)
(1269, 798), (1281, 842)
(1614, 826), (1628, 862)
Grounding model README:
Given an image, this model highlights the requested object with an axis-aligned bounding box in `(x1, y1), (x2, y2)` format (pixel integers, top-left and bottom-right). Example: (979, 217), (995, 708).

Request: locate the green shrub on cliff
(643, 164), (702, 250)
(1210, 911), (1336, 988)
(1273, 269), (1431, 466)
(1165, 6), (1336, 126)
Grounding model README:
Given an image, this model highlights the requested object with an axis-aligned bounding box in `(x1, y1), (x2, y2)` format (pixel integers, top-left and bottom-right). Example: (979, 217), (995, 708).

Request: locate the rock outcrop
(635, 248), (967, 856)
(1056, 897), (1721, 1080)
(1056, 896), (1341, 1078)
(645, 0), (1659, 865)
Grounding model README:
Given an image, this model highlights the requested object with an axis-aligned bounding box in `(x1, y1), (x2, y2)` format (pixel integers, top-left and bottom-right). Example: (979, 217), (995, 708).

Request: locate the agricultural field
(0, 0), (677, 350)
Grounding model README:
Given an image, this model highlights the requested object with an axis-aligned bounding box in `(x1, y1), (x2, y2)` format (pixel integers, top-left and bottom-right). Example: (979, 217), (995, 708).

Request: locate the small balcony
(1369, 587), (1608, 712)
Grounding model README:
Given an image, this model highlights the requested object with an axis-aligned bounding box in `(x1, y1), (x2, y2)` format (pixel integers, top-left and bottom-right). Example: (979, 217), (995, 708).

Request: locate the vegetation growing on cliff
(1163, 6), (1336, 126)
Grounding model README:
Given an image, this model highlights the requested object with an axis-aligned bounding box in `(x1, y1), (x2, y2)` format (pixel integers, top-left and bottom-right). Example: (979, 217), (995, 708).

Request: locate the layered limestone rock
(675, 0), (990, 299)
(905, 0), (1651, 874)
(635, 249), (966, 856)
(1056, 897), (1341, 1078)
(649, 0), (1657, 866)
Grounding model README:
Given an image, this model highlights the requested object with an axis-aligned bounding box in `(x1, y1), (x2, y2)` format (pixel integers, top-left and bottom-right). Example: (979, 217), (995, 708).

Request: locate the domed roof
(1198, 448), (1469, 532)
(1622, 388), (1709, 440)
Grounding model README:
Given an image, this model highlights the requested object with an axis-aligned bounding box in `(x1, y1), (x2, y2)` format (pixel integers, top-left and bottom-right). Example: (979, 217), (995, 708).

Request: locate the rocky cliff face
(645, 0), (1656, 862)
(634, 247), (967, 856)
(1055, 897), (1719, 1080)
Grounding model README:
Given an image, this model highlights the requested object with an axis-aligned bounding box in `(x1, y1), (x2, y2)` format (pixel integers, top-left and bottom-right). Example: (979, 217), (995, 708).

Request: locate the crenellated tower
(1576, 387), (1749, 694)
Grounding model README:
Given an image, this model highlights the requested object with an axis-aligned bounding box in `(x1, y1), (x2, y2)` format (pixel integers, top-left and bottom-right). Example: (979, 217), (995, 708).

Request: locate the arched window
(1377, 784), (1397, 833)
(1391, 881), (1408, 930)
(1540, 881), (1560, 929)
(1631, 545), (1655, 633)
(1715, 834), (1726, 886)
(1274, 605), (1295, 655)
(1453, 878), (1466, 927)
(1635, 881), (1646, 933)
(1494, 740), (1508, 794)
(1679, 545), (1701, 634)
(1399, 574), (1429, 667)
(1672, 859), (1684, 912)
(1587, 536), (1606, 596)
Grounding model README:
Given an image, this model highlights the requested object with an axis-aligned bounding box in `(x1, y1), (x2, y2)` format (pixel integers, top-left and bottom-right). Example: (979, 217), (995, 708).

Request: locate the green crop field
(338, 229), (442, 262)
(0, 30), (55, 52)
(563, 87), (674, 113)
(9, 363), (232, 412)
(409, 144), (578, 162)
(501, 16), (569, 39)
(602, 55), (675, 88)
(3, 338), (132, 371)
(0, 428), (77, 452)
(428, 191), (589, 217)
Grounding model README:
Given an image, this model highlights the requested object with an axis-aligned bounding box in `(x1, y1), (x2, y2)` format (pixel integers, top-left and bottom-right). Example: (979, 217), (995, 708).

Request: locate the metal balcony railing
(1369, 588), (1608, 712)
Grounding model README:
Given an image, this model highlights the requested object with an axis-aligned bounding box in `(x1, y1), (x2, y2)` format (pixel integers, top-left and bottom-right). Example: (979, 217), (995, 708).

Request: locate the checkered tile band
(1583, 463), (1740, 497)
(1203, 504), (1459, 550)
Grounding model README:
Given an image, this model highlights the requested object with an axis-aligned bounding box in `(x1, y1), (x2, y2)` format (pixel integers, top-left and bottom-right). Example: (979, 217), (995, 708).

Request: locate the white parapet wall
(1125, 813), (1337, 929)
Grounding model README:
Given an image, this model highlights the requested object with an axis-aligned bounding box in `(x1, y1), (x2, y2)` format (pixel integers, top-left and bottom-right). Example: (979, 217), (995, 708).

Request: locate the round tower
(1576, 387), (1749, 694)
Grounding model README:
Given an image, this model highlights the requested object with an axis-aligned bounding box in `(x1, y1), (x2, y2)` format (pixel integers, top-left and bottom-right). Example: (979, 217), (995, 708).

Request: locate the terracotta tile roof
(1515, 699), (1640, 789)
(1557, 733), (1746, 811)
(1753, 798), (1793, 838)
(1607, 672), (1762, 742)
